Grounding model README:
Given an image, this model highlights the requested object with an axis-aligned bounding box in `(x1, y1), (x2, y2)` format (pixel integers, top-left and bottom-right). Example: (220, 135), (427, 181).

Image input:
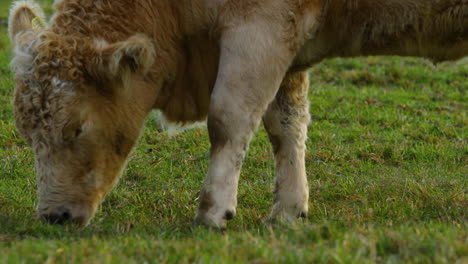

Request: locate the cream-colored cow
(8, 0), (467, 229)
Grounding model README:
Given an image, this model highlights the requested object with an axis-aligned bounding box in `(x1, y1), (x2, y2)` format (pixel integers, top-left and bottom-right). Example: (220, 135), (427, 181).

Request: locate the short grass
(0, 0), (467, 263)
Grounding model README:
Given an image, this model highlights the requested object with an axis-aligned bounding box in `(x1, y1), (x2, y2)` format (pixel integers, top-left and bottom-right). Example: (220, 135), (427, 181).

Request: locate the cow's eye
(63, 121), (83, 143)
(75, 128), (83, 138)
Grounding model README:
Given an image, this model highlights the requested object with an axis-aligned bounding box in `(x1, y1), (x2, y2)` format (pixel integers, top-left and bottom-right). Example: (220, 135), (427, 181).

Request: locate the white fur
(10, 31), (36, 79)
(151, 110), (206, 136)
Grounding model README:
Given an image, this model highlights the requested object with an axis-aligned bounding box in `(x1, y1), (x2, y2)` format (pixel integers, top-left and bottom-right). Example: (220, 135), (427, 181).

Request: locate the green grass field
(0, 0), (467, 263)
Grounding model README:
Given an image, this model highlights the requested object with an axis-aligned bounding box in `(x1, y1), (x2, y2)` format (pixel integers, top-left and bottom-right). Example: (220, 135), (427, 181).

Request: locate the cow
(8, 0), (468, 229)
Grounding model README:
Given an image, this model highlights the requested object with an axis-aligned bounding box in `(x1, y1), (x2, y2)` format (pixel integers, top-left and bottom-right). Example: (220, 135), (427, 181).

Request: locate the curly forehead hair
(12, 30), (91, 83)
(11, 30), (93, 146)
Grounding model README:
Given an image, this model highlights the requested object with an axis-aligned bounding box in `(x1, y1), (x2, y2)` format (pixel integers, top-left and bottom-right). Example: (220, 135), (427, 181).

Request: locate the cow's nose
(41, 206), (72, 225)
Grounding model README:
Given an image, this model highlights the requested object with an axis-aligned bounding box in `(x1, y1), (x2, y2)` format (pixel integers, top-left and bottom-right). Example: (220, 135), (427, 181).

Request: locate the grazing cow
(8, 0), (467, 229)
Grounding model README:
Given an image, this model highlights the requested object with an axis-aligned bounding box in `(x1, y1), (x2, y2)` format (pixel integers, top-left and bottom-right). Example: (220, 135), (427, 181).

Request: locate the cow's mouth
(38, 203), (93, 226)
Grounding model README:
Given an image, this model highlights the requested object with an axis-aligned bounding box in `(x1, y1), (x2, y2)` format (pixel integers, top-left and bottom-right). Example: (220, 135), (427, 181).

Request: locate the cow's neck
(50, 0), (220, 120)
(314, 0), (468, 62)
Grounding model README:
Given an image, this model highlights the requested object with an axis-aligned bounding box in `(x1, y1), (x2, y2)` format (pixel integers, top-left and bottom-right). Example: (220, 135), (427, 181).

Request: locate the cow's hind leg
(263, 71), (310, 223)
(194, 18), (296, 229)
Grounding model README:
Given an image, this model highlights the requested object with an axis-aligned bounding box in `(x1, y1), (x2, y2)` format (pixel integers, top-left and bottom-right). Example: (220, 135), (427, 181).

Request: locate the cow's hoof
(194, 214), (227, 230)
(267, 202), (308, 225)
(194, 208), (236, 230)
(266, 211), (308, 226)
(194, 216), (226, 231)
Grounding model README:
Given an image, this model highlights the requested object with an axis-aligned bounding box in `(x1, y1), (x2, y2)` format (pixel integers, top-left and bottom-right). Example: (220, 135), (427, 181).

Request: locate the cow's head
(9, 1), (155, 225)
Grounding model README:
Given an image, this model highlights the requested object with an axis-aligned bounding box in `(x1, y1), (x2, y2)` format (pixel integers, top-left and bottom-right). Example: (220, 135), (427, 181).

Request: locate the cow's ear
(9, 0), (46, 43)
(90, 34), (155, 82)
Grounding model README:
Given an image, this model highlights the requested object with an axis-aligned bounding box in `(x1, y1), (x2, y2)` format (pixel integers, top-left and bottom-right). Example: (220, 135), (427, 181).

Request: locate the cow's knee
(207, 110), (230, 156)
(208, 98), (256, 158)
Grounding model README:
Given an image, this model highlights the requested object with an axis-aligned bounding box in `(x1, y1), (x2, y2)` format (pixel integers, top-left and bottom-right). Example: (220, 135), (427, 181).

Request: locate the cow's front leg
(263, 71), (310, 223)
(194, 20), (296, 229)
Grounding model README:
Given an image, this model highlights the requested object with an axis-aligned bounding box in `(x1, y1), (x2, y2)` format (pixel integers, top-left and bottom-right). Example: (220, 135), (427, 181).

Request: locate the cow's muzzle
(39, 205), (88, 226)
